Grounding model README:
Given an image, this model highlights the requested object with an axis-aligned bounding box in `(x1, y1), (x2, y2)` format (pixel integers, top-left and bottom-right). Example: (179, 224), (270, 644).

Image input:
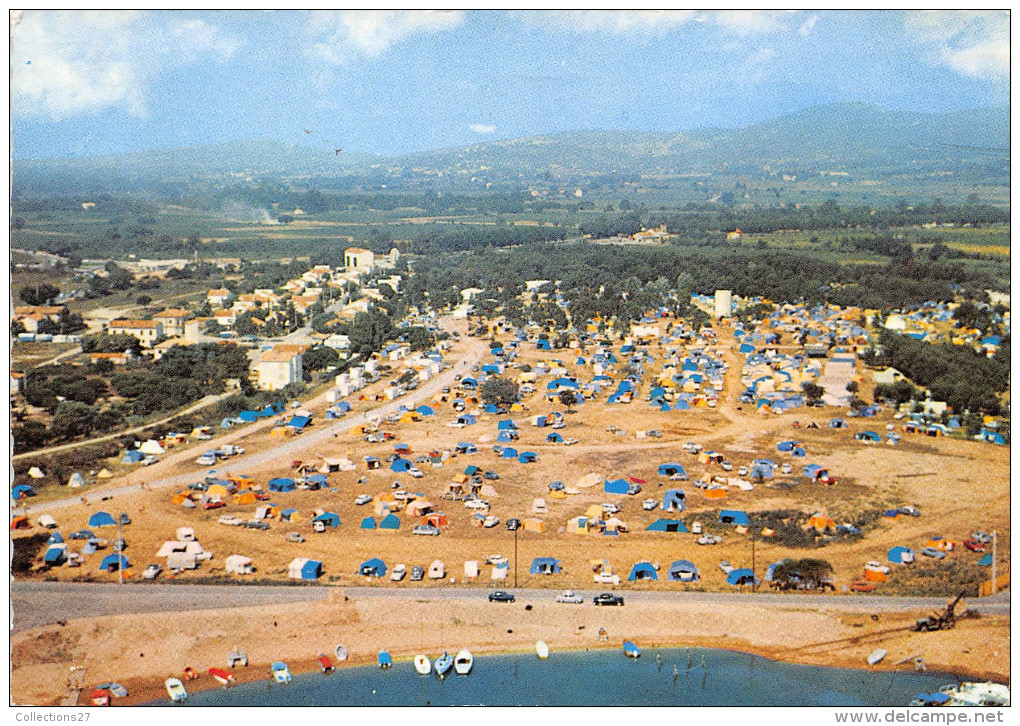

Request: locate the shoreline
(85, 636), (1012, 707)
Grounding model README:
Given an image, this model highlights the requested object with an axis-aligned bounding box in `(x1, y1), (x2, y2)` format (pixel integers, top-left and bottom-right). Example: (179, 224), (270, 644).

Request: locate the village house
(256, 344), (306, 391)
(108, 319), (164, 347)
(207, 288), (233, 307)
(13, 306), (64, 333)
(213, 309), (237, 328)
(152, 308), (191, 337)
(344, 247), (375, 271)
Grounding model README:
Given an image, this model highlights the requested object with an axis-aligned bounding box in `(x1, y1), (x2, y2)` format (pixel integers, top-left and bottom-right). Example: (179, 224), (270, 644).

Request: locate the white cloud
(309, 10), (464, 64)
(712, 11), (793, 36)
(10, 10), (242, 119)
(469, 124), (496, 134)
(531, 9), (795, 36)
(905, 10), (1009, 80)
(798, 14), (819, 37)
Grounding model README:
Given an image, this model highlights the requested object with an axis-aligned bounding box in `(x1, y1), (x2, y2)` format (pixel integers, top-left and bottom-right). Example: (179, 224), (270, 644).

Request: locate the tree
(802, 382), (825, 402)
(481, 376), (519, 407)
(50, 401), (98, 440)
(845, 381), (859, 395)
(558, 390), (577, 410)
(772, 558), (834, 591)
(19, 283), (61, 306)
(303, 346), (339, 372)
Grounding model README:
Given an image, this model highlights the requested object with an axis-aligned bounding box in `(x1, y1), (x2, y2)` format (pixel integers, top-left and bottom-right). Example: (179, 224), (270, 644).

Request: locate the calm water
(152, 648), (957, 707)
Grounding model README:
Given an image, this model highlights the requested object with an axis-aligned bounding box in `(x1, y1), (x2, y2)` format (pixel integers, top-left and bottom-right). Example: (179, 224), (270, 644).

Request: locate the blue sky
(10, 10), (1010, 159)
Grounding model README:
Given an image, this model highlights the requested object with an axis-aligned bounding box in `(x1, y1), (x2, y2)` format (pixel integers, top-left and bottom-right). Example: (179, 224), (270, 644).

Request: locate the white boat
(623, 641), (641, 658)
(414, 654), (432, 675)
(939, 682), (1010, 706)
(867, 648), (887, 666)
(165, 677), (188, 703)
(334, 643), (348, 661)
(270, 661), (292, 683)
(434, 651), (453, 679)
(535, 640), (550, 660)
(454, 649), (473, 675)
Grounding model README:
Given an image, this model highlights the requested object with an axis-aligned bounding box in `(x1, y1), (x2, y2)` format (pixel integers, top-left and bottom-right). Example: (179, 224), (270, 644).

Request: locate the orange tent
(704, 488), (728, 500)
(863, 569), (888, 583)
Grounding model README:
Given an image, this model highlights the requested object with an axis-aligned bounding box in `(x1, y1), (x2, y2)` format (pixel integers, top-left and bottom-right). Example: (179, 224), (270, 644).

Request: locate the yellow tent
(270, 427), (293, 439)
(510, 403), (525, 412)
(233, 491), (256, 505)
(567, 516), (595, 535)
(584, 504), (604, 520)
(522, 518), (546, 533)
(96, 469), (114, 479)
(548, 489), (567, 500)
(207, 484), (230, 499)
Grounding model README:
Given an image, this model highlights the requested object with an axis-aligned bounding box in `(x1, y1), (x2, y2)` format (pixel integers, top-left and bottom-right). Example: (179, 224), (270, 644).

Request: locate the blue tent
(335, 401), (352, 413)
(888, 546), (915, 564)
(416, 405), (435, 416)
(360, 558), (387, 577)
(497, 430), (519, 442)
(530, 557), (561, 575)
(978, 554), (993, 567)
(764, 560), (790, 582)
(312, 512), (341, 528)
(379, 514), (401, 530)
(12, 484), (36, 499)
(661, 489), (686, 512)
(673, 399), (691, 411)
(44, 545), (67, 565)
(719, 510), (750, 526)
(749, 462), (774, 480)
(546, 432), (563, 443)
(88, 511), (117, 528)
(646, 519), (689, 533)
(122, 450), (144, 464)
(828, 418), (845, 428)
(855, 431), (882, 443)
(455, 442), (478, 454)
(776, 440), (798, 452)
(268, 477), (296, 492)
(99, 553), (130, 572)
(456, 414), (477, 426)
(792, 447), (806, 457)
(360, 517), (377, 530)
(238, 410), (259, 422)
(279, 508), (298, 522)
(667, 560), (700, 582)
(259, 404), (280, 418)
(518, 452), (538, 464)
(497, 420), (517, 430)
(657, 463), (686, 478)
(303, 474), (328, 487)
(390, 458), (413, 473)
(299, 559), (323, 580)
(47, 531), (64, 544)
(726, 569), (759, 586)
(628, 562), (658, 581)
(604, 479), (630, 495)
(500, 447), (519, 459)
(288, 415), (311, 429)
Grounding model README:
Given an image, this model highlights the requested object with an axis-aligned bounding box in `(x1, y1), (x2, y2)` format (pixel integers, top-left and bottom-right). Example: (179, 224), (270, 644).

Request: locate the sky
(9, 9), (1011, 159)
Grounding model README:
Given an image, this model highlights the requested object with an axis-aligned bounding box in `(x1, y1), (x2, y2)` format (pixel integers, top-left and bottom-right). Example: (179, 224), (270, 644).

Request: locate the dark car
(70, 529), (95, 540)
(963, 538), (986, 553)
(483, 471), (499, 480)
(488, 590), (516, 603)
(188, 482), (207, 492)
(593, 593), (624, 606)
(409, 565), (425, 581)
(118, 513), (132, 525)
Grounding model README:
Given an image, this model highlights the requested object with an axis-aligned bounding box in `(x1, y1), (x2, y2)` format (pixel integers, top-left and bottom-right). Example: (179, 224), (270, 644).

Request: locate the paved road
(11, 580), (1009, 633)
(18, 317), (486, 516)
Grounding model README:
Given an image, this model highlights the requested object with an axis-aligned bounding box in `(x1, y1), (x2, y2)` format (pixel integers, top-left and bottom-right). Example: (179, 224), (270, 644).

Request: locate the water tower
(714, 290), (733, 319)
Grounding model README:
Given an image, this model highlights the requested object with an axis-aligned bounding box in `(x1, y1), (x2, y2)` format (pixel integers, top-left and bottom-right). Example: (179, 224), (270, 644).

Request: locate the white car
(602, 503), (620, 514)
(142, 564), (163, 580)
(196, 454), (217, 467)
(355, 494), (372, 505)
(721, 461), (733, 472)
(642, 499), (659, 511)
(781, 464), (792, 475)
(555, 590), (584, 604)
(738, 466), (749, 477)
(563, 438), (579, 446)
(697, 534), (722, 546)
(551, 422), (566, 430)
(446, 422), (466, 428)
(483, 515), (500, 528)
(718, 560), (734, 574)
(390, 564), (407, 582)
(217, 515), (243, 526)
(485, 554), (508, 566)
(408, 469), (424, 478)
(864, 561), (891, 575)
(594, 572), (621, 585)
(465, 499), (490, 510)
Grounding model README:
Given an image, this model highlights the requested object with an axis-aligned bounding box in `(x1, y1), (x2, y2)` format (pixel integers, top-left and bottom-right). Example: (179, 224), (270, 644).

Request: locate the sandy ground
(12, 317), (1010, 704)
(10, 589), (1009, 706)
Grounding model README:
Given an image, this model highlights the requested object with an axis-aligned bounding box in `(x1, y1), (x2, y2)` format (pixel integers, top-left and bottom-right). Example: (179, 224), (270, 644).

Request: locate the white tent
(479, 484), (498, 498)
(176, 527), (196, 542)
(167, 552), (198, 570)
(575, 472), (601, 488)
(464, 560), (479, 579)
(428, 560), (446, 579)
(139, 439), (165, 455)
(728, 477), (754, 491)
(67, 472), (85, 488)
(225, 555), (254, 575)
(28, 467), (45, 479)
(491, 563), (508, 581)
(38, 514), (57, 528)
(531, 498), (548, 514)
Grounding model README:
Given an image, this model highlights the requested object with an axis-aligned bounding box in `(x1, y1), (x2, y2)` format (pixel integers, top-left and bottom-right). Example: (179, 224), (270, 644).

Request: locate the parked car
(203, 500), (226, 510)
(550, 422), (566, 430)
(602, 503), (620, 514)
(413, 524), (441, 536)
(485, 554), (508, 566)
(593, 572), (621, 585)
(697, 534), (722, 546)
(850, 580), (877, 593)
(642, 499), (659, 511)
(488, 590), (516, 603)
(390, 564), (407, 581)
(195, 454), (217, 467)
(409, 566), (425, 581)
(920, 547), (946, 560)
(781, 464), (792, 475)
(972, 531), (993, 544)
(285, 532), (305, 544)
(354, 494), (372, 505)
(646, 430), (662, 438)
(118, 513), (132, 525)
(593, 593), (624, 606)
(188, 481), (208, 491)
(483, 471), (500, 480)
(898, 506), (921, 517)
(555, 590), (584, 604)
(142, 564), (162, 580)
(721, 461), (733, 472)
(244, 521), (270, 530)
(963, 538), (986, 553)
(738, 466), (749, 476)
(465, 499), (490, 510)
(718, 560), (734, 574)
(69, 529), (95, 540)
(563, 438), (579, 445)
(864, 561), (891, 575)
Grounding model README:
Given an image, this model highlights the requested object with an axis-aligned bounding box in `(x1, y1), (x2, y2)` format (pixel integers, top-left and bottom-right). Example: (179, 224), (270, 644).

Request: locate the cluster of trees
(481, 376), (520, 407)
(18, 283), (61, 306)
(862, 330), (1009, 414)
(577, 211), (643, 239)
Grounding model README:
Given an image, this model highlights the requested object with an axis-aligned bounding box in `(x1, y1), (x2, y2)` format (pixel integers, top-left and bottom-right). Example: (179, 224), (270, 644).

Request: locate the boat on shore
(317, 655), (334, 674)
(91, 689), (111, 706)
(270, 662), (292, 684)
(434, 651), (453, 679)
(938, 682), (1010, 706)
(414, 654), (432, 675)
(165, 678), (188, 703)
(867, 649), (887, 666)
(334, 644), (348, 662)
(95, 682), (128, 698)
(454, 650), (473, 675)
(378, 651), (392, 669)
(536, 641), (550, 660)
(623, 641), (641, 658)
(208, 667), (236, 686)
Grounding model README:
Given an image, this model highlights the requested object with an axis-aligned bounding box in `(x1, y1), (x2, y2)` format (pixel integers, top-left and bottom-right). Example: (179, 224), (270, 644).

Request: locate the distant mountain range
(13, 103), (1010, 198)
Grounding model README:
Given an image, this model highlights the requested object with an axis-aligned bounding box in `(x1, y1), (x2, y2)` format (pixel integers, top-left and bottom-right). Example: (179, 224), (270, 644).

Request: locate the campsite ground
(10, 316), (1011, 704)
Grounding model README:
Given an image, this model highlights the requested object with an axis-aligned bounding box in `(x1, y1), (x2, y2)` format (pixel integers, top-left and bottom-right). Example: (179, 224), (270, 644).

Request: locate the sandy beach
(10, 587), (1009, 706)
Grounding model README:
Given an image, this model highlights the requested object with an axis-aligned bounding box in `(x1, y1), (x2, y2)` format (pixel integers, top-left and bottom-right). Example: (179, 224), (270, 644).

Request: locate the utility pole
(507, 518), (520, 589)
(991, 531), (997, 595)
(117, 517), (123, 586)
(750, 528), (757, 591)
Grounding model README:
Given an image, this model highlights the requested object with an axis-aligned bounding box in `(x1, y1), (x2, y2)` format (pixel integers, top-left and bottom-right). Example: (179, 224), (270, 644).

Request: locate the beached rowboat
(414, 654), (432, 675)
(334, 644), (348, 662)
(165, 678), (188, 703)
(208, 667), (236, 686)
(454, 650), (474, 675)
(270, 662), (292, 684)
(623, 641), (641, 658)
(434, 651), (453, 679)
(535, 641), (550, 660)
(378, 651), (393, 669)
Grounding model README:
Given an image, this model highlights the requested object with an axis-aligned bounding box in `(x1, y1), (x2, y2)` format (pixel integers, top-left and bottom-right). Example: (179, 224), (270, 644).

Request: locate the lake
(152, 647), (958, 707)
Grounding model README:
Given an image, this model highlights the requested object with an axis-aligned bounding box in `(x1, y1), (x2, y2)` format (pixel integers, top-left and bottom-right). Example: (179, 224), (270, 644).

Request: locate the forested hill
(13, 103), (1009, 200)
